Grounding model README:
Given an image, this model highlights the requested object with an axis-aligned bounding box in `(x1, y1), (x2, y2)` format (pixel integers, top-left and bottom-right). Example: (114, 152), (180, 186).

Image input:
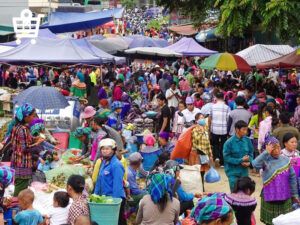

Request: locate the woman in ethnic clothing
(252, 134), (300, 225)
(11, 104), (44, 196)
(69, 71), (87, 99)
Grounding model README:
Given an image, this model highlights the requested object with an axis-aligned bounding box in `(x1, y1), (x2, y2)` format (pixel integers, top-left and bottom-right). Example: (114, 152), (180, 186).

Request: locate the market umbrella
(129, 36), (162, 48)
(200, 52), (251, 72)
(13, 86), (69, 110)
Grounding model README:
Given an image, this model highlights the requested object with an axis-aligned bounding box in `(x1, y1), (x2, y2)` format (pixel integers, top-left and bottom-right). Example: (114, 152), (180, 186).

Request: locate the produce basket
(89, 198), (122, 225)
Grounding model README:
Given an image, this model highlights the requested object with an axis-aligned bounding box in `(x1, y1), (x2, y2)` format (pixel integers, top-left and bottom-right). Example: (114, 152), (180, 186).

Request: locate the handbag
(198, 154), (209, 165)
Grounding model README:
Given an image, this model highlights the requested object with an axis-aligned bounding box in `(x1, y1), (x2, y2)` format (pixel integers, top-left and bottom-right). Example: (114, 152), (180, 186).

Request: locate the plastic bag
(45, 165), (87, 181)
(205, 166), (221, 183)
(179, 165), (203, 194)
(272, 208), (300, 225)
(171, 126), (195, 159)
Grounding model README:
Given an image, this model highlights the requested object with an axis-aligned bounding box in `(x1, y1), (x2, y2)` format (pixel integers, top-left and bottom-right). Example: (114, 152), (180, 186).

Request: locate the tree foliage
(121, 0), (136, 9)
(156, 0), (300, 43)
(147, 16), (170, 30)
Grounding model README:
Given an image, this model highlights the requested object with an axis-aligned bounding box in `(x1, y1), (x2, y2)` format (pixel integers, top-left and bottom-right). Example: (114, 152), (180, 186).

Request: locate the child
(225, 176), (257, 225)
(45, 191), (69, 225)
(172, 101), (186, 138)
(193, 93), (204, 108)
(14, 189), (43, 225)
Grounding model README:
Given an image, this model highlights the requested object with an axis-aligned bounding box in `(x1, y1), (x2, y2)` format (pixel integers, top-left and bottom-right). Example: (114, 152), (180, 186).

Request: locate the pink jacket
(179, 80), (190, 92)
(258, 116), (272, 150)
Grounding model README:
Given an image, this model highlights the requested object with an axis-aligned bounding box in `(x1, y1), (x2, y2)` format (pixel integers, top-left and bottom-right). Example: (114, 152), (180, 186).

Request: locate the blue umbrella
(13, 86), (69, 110)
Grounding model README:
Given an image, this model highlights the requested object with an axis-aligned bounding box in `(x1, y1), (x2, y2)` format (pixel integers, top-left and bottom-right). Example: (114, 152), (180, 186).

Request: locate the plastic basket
(124, 143), (138, 158)
(89, 198), (122, 225)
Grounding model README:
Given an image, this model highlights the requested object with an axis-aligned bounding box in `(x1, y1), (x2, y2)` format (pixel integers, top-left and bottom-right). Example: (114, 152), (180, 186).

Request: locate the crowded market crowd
(0, 58), (300, 225)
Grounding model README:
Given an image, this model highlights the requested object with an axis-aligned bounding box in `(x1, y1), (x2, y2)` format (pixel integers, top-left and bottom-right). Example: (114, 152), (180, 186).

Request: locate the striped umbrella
(200, 52), (251, 72)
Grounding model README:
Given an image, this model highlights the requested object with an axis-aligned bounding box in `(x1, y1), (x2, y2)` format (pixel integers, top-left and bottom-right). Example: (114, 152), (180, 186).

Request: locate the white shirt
(47, 207), (69, 225)
(179, 107), (202, 124)
(268, 71), (279, 84)
(165, 88), (181, 108)
(178, 68), (185, 76)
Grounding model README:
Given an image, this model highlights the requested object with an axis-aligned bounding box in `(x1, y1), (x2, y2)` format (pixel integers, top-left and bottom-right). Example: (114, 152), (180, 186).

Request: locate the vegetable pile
(89, 194), (114, 204)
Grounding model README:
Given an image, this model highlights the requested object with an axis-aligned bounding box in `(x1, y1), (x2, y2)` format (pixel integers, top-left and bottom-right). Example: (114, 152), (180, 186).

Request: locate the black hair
(202, 210), (232, 224)
(171, 81), (177, 86)
(116, 79), (123, 84)
(215, 91), (224, 99)
(157, 93), (167, 102)
(283, 133), (297, 146)
(194, 93), (200, 99)
(234, 96), (246, 106)
(150, 152), (170, 172)
(54, 191), (70, 208)
(258, 102), (266, 123)
(235, 120), (248, 129)
(279, 112), (291, 124)
(195, 112), (203, 121)
(157, 193), (168, 212)
(92, 116), (107, 126)
(232, 176), (255, 194)
(264, 106), (278, 128)
(178, 101), (186, 107)
(67, 175), (85, 194)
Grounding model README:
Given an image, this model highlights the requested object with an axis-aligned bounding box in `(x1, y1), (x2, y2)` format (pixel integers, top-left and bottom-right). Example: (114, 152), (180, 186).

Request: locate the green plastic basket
(68, 133), (83, 149)
(89, 198), (122, 225)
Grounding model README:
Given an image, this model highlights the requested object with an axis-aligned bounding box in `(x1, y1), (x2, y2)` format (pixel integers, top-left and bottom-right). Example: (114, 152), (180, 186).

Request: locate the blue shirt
(15, 210), (43, 225)
(223, 135), (254, 177)
(127, 166), (147, 195)
(141, 83), (148, 96)
(169, 176), (193, 202)
(94, 154), (126, 198)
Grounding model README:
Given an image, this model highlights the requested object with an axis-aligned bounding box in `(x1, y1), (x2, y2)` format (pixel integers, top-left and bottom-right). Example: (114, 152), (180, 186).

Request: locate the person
(70, 71), (87, 99)
(252, 134), (299, 225)
(292, 94), (300, 130)
(136, 173), (180, 225)
(227, 96), (251, 136)
(258, 106), (277, 152)
(73, 127), (93, 162)
(67, 175), (90, 225)
(172, 101), (185, 138)
(179, 76), (190, 97)
(158, 73), (170, 95)
(112, 79), (123, 101)
(97, 82), (108, 100)
(158, 132), (174, 154)
(0, 165), (15, 224)
(14, 189), (44, 225)
(139, 77), (148, 104)
(45, 191), (70, 225)
(74, 216), (92, 225)
(165, 82), (181, 117)
(190, 192), (233, 225)
(179, 97), (201, 131)
(149, 68), (157, 86)
(149, 152), (170, 175)
(280, 133), (299, 159)
(208, 91), (230, 167)
(98, 99), (111, 118)
(189, 113), (213, 192)
(81, 106), (96, 127)
(107, 101), (123, 131)
(89, 67), (97, 85)
(93, 138), (126, 225)
(164, 160), (201, 215)
(127, 152), (147, 211)
(224, 177), (257, 225)
(178, 63), (185, 76)
(11, 104), (44, 196)
(223, 120), (254, 192)
(272, 112), (300, 148)
(6, 72), (18, 89)
(193, 93), (204, 108)
(186, 69), (195, 87)
(157, 94), (171, 134)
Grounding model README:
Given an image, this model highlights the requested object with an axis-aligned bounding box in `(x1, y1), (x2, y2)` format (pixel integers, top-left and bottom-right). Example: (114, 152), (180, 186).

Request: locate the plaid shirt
(67, 194), (89, 225)
(191, 127), (212, 156)
(210, 101), (230, 135)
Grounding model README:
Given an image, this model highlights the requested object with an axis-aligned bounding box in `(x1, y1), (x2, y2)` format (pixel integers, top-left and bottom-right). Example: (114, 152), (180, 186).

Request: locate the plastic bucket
(89, 198), (122, 225)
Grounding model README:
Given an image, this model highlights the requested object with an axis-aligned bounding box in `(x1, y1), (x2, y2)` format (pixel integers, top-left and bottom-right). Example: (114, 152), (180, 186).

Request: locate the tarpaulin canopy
(0, 46), (14, 54)
(41, 8), (124, 33)
(89, 38), (128, 54)
(169, 25), (198, 36)
(84, 35), (106, 40)
(72, 39), (114, 63)
(236, 44), (294, 67)
(125, 47), (182, 57)
(256, 49), (300, 69)
(0, 28), (57, 47)
(165, 37), (217, 56)
(0, 37), (101, 64)
(128, 35), (168, 48)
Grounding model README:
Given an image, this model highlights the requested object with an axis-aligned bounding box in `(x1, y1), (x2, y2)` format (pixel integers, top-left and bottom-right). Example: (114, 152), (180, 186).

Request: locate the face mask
(197, 119), (206, 125)
(102, 151), (114, 161)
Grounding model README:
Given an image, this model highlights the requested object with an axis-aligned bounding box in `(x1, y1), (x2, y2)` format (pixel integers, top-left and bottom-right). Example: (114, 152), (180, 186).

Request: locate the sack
(205, 166), (221, 183)
(199, 155), (209, 165)
(171, 126), (195, 159)
(179, 165), (203, 194)
(272, 208), (300, 225)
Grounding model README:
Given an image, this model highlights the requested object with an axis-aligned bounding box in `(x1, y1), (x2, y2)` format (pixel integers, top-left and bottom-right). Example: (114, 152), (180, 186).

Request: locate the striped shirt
(210, 101), (230, 135)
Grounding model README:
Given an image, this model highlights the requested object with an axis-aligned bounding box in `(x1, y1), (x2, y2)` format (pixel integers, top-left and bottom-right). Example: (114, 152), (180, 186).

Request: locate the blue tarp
(72, 38), (114, 63)
(0, 37), (101, 64)
(0, 28), (57, 47)
(41, 8), (124, 33)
